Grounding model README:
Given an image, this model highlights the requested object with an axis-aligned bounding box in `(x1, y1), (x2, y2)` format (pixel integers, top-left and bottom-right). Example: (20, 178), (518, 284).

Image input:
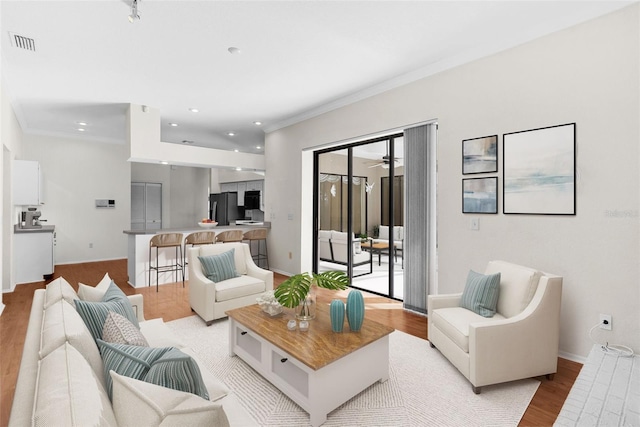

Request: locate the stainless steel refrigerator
(209, 192), (241, 225)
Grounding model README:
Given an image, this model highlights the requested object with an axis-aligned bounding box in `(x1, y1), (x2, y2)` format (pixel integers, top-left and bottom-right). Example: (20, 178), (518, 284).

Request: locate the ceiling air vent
(9, 32), (36, 52)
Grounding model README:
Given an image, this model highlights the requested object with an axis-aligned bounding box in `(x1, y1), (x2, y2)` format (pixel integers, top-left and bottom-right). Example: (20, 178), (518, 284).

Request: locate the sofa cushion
(215, 275), (266, 302)
(140, 318), (187, 349)
(198, 249), (239, 283)
(102, 311), (149, 347)
(180, 348), (230, 401)
(318, 230), (331, 241)
(459, 270), (501, 317)
(78, 273), (112, 302)
(40, 300), (105, 384)
(431, 307), (505, 353)
(34, 342), (117, 426)
(378, 225), (389, 240)
(75, 282), (139, 342)
(111, 372), (229, 427)
(44, 277), (78, 308)
(485, 261), (542, 318)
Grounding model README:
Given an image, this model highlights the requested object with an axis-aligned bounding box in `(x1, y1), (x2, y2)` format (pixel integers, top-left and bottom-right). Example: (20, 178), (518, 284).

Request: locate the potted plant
(274, 271), (349, 320)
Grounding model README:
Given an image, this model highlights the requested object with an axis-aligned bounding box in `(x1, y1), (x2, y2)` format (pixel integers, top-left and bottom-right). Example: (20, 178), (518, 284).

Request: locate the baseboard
(559, 350), (587, 364)
(0, 302), (5, 316)
(269, 268), (294, 277)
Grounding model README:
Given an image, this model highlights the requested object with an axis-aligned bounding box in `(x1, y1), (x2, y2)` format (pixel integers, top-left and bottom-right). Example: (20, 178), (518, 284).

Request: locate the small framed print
(463, 177), (498, 214)
(462, 135), (498, 175)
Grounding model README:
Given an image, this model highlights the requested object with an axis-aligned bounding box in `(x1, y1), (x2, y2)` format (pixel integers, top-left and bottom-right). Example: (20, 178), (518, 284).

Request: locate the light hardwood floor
(0, 259), (581, 426)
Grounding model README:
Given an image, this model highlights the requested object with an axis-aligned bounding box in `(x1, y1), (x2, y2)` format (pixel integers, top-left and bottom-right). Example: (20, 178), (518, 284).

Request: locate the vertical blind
(403, 124), (433, 314)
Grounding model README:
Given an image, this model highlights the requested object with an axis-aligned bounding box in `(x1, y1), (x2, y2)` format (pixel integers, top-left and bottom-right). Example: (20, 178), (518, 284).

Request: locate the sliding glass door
(314, 134), (405, 300)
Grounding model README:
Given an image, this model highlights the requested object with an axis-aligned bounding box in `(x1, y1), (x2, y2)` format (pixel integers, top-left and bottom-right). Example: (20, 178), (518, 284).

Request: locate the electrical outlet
(599, 314), (612, 330)
(288, 252), (292, 259)
(89, 243), (93, 249)
(470, 218), (479, 230)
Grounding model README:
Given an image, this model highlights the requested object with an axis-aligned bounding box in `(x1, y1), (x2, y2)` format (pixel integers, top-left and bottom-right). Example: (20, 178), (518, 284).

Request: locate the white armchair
(188, 242), (273, 325)
(427, 260), (563, 393)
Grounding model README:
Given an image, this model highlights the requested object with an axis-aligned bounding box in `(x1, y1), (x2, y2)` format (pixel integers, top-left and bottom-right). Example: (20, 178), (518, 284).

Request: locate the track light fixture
(128, 0), (140, 23)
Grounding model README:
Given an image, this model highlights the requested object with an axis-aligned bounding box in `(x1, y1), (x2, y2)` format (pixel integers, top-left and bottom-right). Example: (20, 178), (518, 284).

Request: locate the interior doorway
(314, 134), (405, 300)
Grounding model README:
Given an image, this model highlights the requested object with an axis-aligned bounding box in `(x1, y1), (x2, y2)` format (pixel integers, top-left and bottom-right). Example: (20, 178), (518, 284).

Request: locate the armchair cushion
(431, 307), (505, 353)
(198, 249), (239, 283)
(459, 270), (501, 317)
(485, 261), (541, 318)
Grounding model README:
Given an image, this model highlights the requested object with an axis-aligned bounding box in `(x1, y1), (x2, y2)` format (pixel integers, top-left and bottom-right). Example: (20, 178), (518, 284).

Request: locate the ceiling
(1, 1), (633, 155)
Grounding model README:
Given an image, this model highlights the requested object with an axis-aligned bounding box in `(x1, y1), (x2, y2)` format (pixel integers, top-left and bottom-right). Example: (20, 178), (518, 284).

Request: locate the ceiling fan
(367, 141), (402, 168)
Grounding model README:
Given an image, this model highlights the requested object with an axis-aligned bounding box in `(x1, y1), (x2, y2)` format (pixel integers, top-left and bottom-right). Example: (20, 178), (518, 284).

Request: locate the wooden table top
(361, 241), (390, 250)
(226, 303), (394, 371)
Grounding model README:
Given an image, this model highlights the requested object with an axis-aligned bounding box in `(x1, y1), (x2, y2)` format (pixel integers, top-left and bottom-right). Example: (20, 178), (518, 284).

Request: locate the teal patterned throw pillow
(459, 270), (501, 317)
(198, 249), (239, 282)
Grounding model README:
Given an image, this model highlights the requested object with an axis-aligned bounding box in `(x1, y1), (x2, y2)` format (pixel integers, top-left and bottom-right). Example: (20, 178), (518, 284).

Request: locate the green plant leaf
(274, 271), (349, 308)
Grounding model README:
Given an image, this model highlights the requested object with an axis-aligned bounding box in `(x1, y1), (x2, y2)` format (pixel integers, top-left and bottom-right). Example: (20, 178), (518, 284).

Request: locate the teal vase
(346, 290), (365, 332)
(329, 299), (345, 332)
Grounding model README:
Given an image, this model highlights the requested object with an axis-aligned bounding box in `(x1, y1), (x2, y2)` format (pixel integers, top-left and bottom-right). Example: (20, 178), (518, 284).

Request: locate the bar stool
(215, 229), (243, 243)
(149, 233), (184, 291)
(183, 231), (216, 269)
(243, 228), (269, 269)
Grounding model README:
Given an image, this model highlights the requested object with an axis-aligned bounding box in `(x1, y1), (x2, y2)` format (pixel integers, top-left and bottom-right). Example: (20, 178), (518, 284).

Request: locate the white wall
(265, 5), (640, 360)
(1, 79), (24, 295)
(21, 134), (130, 264)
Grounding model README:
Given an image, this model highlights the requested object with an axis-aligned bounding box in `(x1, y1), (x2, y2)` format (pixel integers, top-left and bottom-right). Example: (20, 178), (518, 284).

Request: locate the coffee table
(361, 241), (392, 266)
(226, 303), (394, 426)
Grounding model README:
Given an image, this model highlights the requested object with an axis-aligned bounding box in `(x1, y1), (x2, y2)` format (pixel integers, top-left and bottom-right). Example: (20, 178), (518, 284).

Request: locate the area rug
(167, 315), (539, 426)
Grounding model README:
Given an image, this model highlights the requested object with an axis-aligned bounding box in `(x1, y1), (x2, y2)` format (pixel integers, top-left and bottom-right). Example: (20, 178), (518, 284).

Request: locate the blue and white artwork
(463, 177), (498, 214)
(463, 135), (498, 174)
(503, 123), (575, 215)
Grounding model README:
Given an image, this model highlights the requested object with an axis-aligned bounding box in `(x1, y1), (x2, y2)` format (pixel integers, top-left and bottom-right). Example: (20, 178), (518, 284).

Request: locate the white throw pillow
(34, 343), (117, 427)
(378, 225), (389, 240)
(43, 277), (78, 308)
(111, 371), (230, 427)
(78, 272), (112, 301)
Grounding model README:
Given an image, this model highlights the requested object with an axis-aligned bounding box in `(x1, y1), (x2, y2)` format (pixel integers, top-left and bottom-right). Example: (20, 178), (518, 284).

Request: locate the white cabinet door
(14, 231), (54, 284)
(220, 183), (237, 193)
(13, 160), (42, 205)
(246, 180), (263, 191)
(131, 182), (162, 230)
(237, 182), (247, 206)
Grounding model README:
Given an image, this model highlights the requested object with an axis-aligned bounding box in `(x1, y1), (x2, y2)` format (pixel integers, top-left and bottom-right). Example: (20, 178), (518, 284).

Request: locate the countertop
(14, 225), (55, 233)
(122, 222), (271, 235)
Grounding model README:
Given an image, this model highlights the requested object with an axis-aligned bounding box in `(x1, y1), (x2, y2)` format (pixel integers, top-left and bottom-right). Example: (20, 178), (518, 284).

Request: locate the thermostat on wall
(96, 199), (115, 208)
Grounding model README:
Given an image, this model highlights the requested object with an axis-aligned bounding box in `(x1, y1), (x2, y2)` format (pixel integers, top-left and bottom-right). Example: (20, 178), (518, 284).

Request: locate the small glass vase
(296, 285), (317, 320)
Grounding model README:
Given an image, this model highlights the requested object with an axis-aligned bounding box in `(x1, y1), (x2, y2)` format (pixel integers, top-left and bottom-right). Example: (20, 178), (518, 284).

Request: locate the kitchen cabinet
(13, 160), (43, 205)
(14, 226), (55, 284)
(220, 180), (264, 207)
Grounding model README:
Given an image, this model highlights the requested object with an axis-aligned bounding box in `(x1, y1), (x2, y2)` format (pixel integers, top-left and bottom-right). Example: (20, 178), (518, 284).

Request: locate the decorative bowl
(198, 222), (218, 229)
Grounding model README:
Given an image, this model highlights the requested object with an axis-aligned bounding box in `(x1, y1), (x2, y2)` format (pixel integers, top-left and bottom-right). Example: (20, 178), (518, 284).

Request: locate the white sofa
(188, 242), (273, 325)
(9, 276), (256, 427)
(427, 260), (563, 393)
(318, 230), (372, 276)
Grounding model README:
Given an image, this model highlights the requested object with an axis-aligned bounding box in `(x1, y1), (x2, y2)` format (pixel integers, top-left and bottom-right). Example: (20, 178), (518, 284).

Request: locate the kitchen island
(123, 223), (270, 288)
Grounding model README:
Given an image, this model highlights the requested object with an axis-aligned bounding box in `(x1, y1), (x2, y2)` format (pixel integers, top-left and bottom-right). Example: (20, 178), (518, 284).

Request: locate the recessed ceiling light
(169, 123), (178, 127)
(234, 149), (239, 153)
(76, 128), (86, 132)
(227, 132), (235, 137)
(256, 146), (262, 150)
(189, 108), (199, 113)
(76, 121), (88, 126)
(228, 47), (241, 55)
(253, 121), (262, 126)
(160, 161), (169, 165)
(235, 167), (242, 171)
